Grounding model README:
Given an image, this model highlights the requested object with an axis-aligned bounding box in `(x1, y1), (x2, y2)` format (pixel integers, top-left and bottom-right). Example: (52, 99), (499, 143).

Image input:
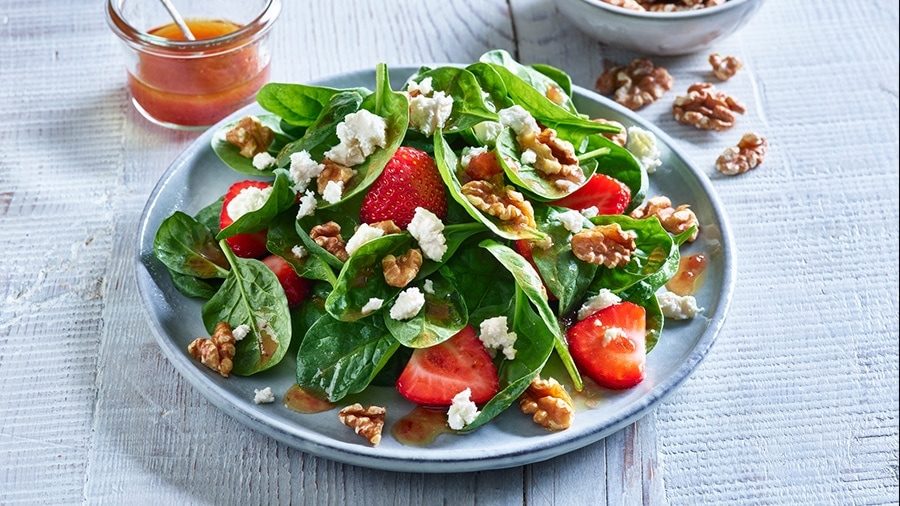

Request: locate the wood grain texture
(0, 0), (897, 504)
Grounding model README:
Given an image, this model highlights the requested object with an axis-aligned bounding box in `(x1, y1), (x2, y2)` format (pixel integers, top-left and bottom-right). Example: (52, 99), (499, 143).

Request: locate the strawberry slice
(514, 239), (557, 301)
(219, 180), (271, 258)
(360, 147), (447, 229)
(551, 174), (631, 215)
(464, 151), (503, 181)
(567, 302), (646, 389)
(261, 255), (310, 307)
(396, 326), (499, 406)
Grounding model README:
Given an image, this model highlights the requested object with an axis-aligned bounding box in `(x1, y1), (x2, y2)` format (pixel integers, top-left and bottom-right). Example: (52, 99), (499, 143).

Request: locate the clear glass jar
(107, 0), (281, 129)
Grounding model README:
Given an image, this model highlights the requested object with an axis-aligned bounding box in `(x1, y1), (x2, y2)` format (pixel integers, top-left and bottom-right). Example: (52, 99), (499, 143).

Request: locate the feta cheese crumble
(521, 148), (538, 165)
(478, 316), (518, 360)
(324, 109), (388, 167)
(408, 207), (447, 261)
(288, 150), (325, 191)
(626, 126), (662, 174)
(253, 387), (275, 404)
(296, 190), (317, 219)
(226, 186), (272, 221)
(657, 291), (702, 320)
(389, 287), (426, 320)
(409, 91), (454, 136)
(322, 180), (344, 204)
(345, 223), (385, 256)
(406, 76), (434, 96)
(361, 297), (384, 315)
(447, 388), (480, 430)
(603, 327), (627, 346)
(472, 121), (503, 143)
(498, 105), (540, 136)
(232, 324), (251, 342)
(460, 146), (489, 169)
(252, 152), (276, 171)
(422, 279), (435, 295)
(580, 206), (600, 219)
(291, 245), (307, 260)
(577, 289), (622, 320)
(555, 209), (586, 233)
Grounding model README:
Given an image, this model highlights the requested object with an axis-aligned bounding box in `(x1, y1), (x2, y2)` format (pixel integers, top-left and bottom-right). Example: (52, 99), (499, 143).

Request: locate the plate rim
(134, 65), (736, 472)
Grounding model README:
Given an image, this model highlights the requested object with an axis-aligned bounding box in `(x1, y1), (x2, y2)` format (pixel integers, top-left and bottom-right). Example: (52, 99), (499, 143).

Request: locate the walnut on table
(571, 223), (637, 268)
(593, 118), (628, 147)
(517, 128), (585, 189)
(630, 196), (699, 241)
(596, 58), (674, 111)
(461, 179), (537, 228)
(310, 221), (348, 261)
(225, 116), (274, 158)
(709, 53), (743, 81)
(338, 403), (386, 446)
(716, 132), (768, 176)
(519, 376), (574, 431)
(673, 82), (746, 131)
(382, 248), (423, 288)
(317, 160), (356, 194)
(187, 322), (236, 377)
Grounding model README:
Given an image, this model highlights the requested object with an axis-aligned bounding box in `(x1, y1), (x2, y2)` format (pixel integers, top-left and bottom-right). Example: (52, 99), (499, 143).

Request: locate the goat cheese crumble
(232, 324), (251, 342)
(361, 297), (384, 315)
(422, 279), (435, 295)
(555, 209), (586, 233)
(253, 387), (275, 404)
(296, 190), (317, 219)
(498, 105), (540, 136)
(324, 109), (388, 167)
(580, 206), (599, 219)
(345, 223), (385, 256)
(626, 126), (662, 174)
(291, 245), (306, 260)
(288, 150), (325, 191)
(460, 146), (489, 169)
(577, 289), (622, 320)
(478, 316), (518, 360)
(252, 152), (276, 171)
(521, 148), (538, 165)
(389, 287), (426, 321)
(322, 180), (344, 204)
(409, 91), (454, 136)
(472, 121), (503, 144)
(226, 186), (272, 221)
(657, 291), (702, 320)
(406, 76), (434, 96)
(408, 207), (447, 261)
(447, 388), (480, 430)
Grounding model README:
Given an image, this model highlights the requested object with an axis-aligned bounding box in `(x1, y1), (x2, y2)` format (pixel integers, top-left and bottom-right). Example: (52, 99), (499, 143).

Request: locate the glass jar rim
(106, 0), (281, 51)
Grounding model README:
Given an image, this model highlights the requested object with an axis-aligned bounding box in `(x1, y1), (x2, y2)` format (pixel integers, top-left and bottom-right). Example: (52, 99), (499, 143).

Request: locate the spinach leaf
(383, 274), (467, 348)
(479, 239), (582, 390)
(216, 170), (296, 240)
(479, 50), (579, 115)
(563, 130), (647, 211)
(266, 210), (337, 286)
(154, 212), (229, 278)
(466, 62), (513, 111)
(530, 63), (573, 97)
(169, 270), (220, 299)
(416, 222), (487, 279)
(257, 83), (366, 127)
(433, 130), (548, 242)
(295, 314), (400, 401)
(275, 90), (365, 167)
(291, 282), (331, 347)
(531, 205), (597, 315)
(413, 67), (498, 132)
(320, 63), (409, 208)
(588, 215), (675, 294)
(440, 246), (515, 328)
(195, 197), (223, 234)
(294, 197), (363, 269)
(370, 346), (412, 386)
(211, 114), (290, 176)
(202, 241), (292, 375)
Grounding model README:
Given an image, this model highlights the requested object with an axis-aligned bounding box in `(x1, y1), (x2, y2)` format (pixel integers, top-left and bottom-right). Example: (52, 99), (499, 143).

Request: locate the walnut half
(709, 53), (743, 81)
(630, 196), (699, 241)
(187, 322), (236, 377)
(338, 403), (386, 446)
(519, 376), (574, 431)
(716, 132), (767, 176)
(225, 116), (274, 158)
(571, 223), (637, 268)
(317, 160), (356, 195)
(673, 83), (745, 131)
(461, 179), (537, 228)
(310, 221), (348, 261)
(382, 248), (423, 288)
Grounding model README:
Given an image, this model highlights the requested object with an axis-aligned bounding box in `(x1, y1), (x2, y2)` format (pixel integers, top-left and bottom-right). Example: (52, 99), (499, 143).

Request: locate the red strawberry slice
(551, 174), (631, 215)
(567, 302), (646, 390)
(261, 255), (311, 307)
(396, 326), (499, 406)
(220, 180), (271, 258)
(464, 150), (503, 181)
(514, 239), (557, 301)
(360, 147), (447, 229)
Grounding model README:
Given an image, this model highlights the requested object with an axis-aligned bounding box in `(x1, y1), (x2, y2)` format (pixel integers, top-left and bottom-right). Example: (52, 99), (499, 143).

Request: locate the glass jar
(107, 0), (281, 129)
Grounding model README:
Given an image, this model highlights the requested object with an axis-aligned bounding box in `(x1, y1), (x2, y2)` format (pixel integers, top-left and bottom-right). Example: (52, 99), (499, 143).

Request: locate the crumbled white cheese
(626, 126), (662, 174)
(232, 324), (251, 341)
(253, 387), (275, 404)
(580, 206), (600, 219)
(226, 186), (273, 221)
(498, 105), (540, 136)
(289, 150), (325, 191)
(345, 223), (385, 256)
(478, 316), (518, 360)
(408, 207), (447, 261)
(577, 289), (622, 320)
(291, 245), (306, 260)
(555, 179), (579, 192)
(461, 146), (489, 169)
(473, 121), (503, 144)
(603, 327), (627, 346)
(409, 91), (454, 136)
(555, 209), (585, 233)
(422, 279), (435, 295)
(521, 148), (538, 165)
(296, 190), (317, 219)
(361, 297), (384, 315)
(406, 76), (434, 97)
(256, 317), (270, 332)
(322, 180), (344, 204)
(657, 291), (702, 320)
(389, 287), (426, 321)
(252, 152), (276, 171)
(324, 110), (388, 167)
(447, 388), (480, 430)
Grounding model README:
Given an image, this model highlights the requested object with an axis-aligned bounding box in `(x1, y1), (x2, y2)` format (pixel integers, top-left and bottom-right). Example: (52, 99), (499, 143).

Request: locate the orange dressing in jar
(666, 253), (708, 296)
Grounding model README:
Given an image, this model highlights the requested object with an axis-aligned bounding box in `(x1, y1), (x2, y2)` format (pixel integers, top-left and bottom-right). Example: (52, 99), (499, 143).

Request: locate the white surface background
(1, 0), (897, 504)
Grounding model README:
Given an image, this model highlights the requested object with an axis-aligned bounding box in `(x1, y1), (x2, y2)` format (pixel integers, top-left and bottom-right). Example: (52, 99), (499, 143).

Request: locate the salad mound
(153, 50), (699, 443)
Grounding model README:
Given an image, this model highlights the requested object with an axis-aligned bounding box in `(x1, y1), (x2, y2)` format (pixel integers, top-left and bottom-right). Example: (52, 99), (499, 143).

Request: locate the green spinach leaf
(216, 170), (296, 240)
(416, 222), (487, 279)
(439, 246), (516, 328)
(466, 62), (513, 111)
(211, 115), (290, 176)
(257, 83), (365, 127)
(531, 205), (597, 315)
(383, 274), (467, 348)
(266, 210), (337, 286)
(530, 63), (573, 97)
(275, 90), (365, 167)
(169, 270), (220, 299)
(154, 211), (229, 278)
(412, 67), (498, 132)
(562, 130), (647, 211)
(480, 50), (578, 115)
(195, 197), (223, 234)
(588, 215), (674, 294)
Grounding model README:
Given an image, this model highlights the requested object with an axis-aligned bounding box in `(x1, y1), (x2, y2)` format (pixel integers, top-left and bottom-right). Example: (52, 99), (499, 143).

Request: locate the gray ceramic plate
(136, 66), (735, 472)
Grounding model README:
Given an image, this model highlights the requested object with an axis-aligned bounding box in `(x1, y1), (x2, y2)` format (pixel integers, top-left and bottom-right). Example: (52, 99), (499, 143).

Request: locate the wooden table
(1, 1), (897, 503)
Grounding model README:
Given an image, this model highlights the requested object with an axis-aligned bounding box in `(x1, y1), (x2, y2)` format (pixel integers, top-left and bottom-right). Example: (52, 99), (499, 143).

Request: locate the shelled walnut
(600, 0), (645, 11)
(369, 220), (402, 235)
(716, 132), (768, 176)
(382, 248), (423, 288)
(708, 53), (743, 81)
(596, 58), (674, 110)
(309, 221), (348, 261)
(187, 322), (236, 377)
(317, 160), (356, 194)
(461, 179), (537, 228)
(225, 116), (274, 158)
(519, 376), (574, 431)
(630, 196), (699, 241)
(673, 83), (745, 131)
(571, 223), (637, 268)
(338, 404), (386, 446)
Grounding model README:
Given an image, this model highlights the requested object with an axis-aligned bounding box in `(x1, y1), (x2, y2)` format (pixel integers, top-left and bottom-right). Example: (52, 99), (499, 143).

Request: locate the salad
(153, 50), (701, 445)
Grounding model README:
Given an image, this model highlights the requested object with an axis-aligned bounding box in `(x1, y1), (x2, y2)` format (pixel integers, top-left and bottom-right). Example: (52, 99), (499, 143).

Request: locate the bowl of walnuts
(555, 0), (765, 55)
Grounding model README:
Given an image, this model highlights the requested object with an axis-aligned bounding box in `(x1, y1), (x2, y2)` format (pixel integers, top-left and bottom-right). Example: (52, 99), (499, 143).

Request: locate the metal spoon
(158, 0), (195, 40)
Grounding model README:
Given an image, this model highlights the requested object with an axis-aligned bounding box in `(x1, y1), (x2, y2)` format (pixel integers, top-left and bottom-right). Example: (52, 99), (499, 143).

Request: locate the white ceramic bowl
(555, 0), (765, 55)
